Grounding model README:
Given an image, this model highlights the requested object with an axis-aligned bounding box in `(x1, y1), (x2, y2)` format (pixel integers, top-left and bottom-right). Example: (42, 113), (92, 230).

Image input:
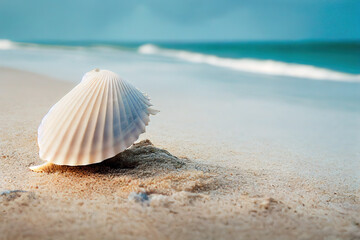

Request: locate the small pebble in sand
(1, 190), (28, 201)
(1, 190), (27, 196)
(259, 197), (277, 210)
(128, 192), (150, 203)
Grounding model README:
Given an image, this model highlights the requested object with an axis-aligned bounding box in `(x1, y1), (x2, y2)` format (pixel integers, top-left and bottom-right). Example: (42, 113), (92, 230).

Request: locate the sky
(0, 0), (359, 42)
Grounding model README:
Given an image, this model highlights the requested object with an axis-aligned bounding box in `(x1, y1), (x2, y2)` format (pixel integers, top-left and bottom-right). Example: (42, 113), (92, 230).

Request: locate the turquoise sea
(0, 39), (359, 188)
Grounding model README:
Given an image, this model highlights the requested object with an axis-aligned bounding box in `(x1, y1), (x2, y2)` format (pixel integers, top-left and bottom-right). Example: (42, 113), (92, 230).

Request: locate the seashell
(30, 69), (158, 172)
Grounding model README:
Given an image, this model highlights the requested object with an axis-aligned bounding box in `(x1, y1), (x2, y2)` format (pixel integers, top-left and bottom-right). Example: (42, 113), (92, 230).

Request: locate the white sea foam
(0, 39), (16, 50)
(138, 44), (360, 82)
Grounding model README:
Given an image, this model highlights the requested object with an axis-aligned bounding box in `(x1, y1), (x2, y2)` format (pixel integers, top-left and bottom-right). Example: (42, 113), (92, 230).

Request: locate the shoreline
(0, 67), (359, 239)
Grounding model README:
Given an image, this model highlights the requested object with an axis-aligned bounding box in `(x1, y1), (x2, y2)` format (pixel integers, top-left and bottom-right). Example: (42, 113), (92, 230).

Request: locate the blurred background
(1, 0), (359, 41)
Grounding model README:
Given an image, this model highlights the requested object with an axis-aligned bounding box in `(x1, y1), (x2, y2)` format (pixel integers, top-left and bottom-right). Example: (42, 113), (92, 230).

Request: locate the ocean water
(145, 42), (360, 74)
(0, 39), (359, 188)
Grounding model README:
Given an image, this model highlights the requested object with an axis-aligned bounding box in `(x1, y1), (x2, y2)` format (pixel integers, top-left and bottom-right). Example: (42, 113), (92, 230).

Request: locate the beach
(0, 66), (359, 239)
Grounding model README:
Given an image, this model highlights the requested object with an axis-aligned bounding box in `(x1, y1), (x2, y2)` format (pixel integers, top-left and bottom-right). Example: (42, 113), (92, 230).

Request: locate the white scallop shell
(34, 69), (158, 167)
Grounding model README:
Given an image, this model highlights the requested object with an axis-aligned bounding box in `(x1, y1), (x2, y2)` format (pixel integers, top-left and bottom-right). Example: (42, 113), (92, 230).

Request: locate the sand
(0, 67), (359, 240)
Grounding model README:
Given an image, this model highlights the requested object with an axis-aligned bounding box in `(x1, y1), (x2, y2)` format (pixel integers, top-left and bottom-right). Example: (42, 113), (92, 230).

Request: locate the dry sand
(0, 67), (359, 240)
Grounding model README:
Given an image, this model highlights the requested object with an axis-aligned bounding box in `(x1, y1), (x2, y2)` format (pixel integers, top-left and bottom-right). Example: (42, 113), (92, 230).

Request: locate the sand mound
(28, 140), (221, 199)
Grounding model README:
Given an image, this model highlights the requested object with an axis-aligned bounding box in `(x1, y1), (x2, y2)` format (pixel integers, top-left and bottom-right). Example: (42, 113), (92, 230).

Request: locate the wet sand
(0, 67), (359, 240)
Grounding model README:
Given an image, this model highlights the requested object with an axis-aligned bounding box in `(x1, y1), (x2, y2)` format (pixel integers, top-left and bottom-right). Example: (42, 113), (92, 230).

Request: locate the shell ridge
(115, 77), (134, 149)
(39, 81), (94, 146)
(111, 76), (136, 154)
(123, 80), (153, 120)
(47, 78), (106, 165)
(98, 74), (134, 161)
(41, 82), (87, 124)
(124, 81), (150, 111)
(78, 75), (109, 165)
(113, 78), (142, 152)
(102, 116), (147, 160)
(117, 79), (134, 131)
(127, 83), (152, 106)
(93, 74), (111, 162)
(117, 81), (151, 148)
(131, 88), (150, 106)
(102, 76), (115, 158)
(118, 80), (142, 138)
(39, 78), (102, 161)
(121, 81), (145, 120)
(66, 78), (110, 165)
(119, 79), (155, 132)
(111, 77), (126, 153)
(123, 82), (157, 120)
(125, 117), (147, 148)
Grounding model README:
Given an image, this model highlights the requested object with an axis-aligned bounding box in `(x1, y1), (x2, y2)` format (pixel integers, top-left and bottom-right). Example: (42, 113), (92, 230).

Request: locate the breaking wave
(138, 44), (360, 82)
(0, 39), (16, 50)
